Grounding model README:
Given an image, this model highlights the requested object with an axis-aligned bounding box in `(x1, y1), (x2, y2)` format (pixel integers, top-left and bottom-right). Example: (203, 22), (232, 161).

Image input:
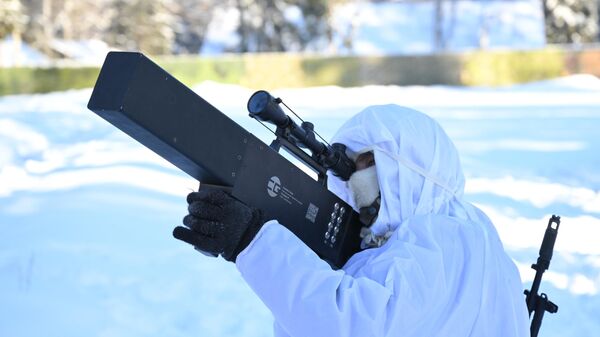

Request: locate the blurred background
(1, 1), (599, 337)
(1, 0), (599, 91)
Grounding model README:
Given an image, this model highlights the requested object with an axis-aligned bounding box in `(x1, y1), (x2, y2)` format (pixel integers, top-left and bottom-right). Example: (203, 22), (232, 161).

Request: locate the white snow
(0, 164), (195, 198)
(569, 274), (598, 296)
(0, 119), (49, 157)
(469, 177), (600, 214)
(516, 262), (598, 296)
(1, 75), (600, 336)
(201, 6), (241, 55)
(480, 206), (600, 255)
(456, 139), (587, 153)
(0, 36), (50, 67)
(49, 39), (114, 66)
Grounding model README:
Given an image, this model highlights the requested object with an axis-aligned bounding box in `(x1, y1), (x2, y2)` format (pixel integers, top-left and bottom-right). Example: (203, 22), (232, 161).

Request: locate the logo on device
(267, 176), (282, 197)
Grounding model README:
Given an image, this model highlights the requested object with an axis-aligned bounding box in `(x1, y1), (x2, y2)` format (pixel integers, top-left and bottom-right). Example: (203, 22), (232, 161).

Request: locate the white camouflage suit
(235, 104), (529, 337)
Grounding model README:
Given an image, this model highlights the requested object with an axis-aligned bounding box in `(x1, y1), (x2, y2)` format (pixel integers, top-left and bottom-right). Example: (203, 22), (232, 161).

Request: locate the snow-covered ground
(1, 75), (600, 336)
(49, 39), (114, 66)
(0, 37), (50, 67)
(0, 37), (112, 68)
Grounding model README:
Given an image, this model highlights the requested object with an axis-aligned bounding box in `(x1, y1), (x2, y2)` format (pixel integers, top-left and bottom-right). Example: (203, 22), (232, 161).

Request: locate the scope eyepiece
(328, 143), (356, 181)
(247, 90), (289, 128)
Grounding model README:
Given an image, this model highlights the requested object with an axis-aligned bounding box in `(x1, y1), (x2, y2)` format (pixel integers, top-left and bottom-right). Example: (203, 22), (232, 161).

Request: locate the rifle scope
(247, 90), (356, 181)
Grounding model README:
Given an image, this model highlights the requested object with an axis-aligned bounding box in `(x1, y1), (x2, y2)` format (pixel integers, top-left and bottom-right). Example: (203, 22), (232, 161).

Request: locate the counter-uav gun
(87, 52), (362, 268)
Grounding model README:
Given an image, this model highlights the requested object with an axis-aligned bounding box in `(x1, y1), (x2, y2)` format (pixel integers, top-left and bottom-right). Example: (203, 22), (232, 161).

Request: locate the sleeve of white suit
(235, 215), (491, 337)
(235, 220), (395, 337)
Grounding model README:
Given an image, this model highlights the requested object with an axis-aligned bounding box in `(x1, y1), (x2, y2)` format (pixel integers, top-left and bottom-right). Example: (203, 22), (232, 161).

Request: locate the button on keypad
(324, 204), (346, 247)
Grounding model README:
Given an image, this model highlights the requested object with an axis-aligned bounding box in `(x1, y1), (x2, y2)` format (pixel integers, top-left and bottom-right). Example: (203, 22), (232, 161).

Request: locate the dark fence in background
(1, 47), (599, 96)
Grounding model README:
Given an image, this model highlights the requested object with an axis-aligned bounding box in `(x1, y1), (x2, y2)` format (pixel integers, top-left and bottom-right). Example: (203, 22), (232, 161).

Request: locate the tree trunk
(434, 0), (444, 51)
(236, 0), (248, 52)
(42, 0), (53, 56)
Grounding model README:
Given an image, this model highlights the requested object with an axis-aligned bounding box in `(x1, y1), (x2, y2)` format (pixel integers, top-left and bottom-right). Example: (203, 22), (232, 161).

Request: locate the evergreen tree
(106, 0), (175, 55)
(56, 0), (112, 41)
(172, 0), (215, 54)
(296, 0), (332, 50)
(543, 0), (599, 43)
(234, 0), (331, 52)
(20, 0), (113, 55)
(20, 0), (53, 54)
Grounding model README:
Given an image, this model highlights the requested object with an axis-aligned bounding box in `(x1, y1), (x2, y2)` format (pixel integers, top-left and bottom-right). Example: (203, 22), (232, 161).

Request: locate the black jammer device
(87, 52), (362, 268)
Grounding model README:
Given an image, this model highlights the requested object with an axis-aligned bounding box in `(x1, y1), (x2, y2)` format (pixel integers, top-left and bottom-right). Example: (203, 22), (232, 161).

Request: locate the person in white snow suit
(177, 104), (530, 337)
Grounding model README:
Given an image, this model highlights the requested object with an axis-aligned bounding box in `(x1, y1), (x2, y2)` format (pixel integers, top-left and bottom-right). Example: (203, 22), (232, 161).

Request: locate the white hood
(236, 104), (529, 337)
(328, 104), (481, 236)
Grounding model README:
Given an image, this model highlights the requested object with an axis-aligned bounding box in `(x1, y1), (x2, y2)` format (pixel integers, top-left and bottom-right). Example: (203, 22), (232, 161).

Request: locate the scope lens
(248, 91), (270, 115)
(247, 90), (289, 127)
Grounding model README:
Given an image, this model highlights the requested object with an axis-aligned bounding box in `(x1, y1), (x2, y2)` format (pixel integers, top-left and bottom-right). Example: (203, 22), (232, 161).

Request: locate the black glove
(173, 186), (264, 262)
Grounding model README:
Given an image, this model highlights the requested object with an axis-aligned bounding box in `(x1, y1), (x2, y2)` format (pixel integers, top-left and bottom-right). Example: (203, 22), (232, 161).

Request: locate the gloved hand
(173, 186), (264, 262)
